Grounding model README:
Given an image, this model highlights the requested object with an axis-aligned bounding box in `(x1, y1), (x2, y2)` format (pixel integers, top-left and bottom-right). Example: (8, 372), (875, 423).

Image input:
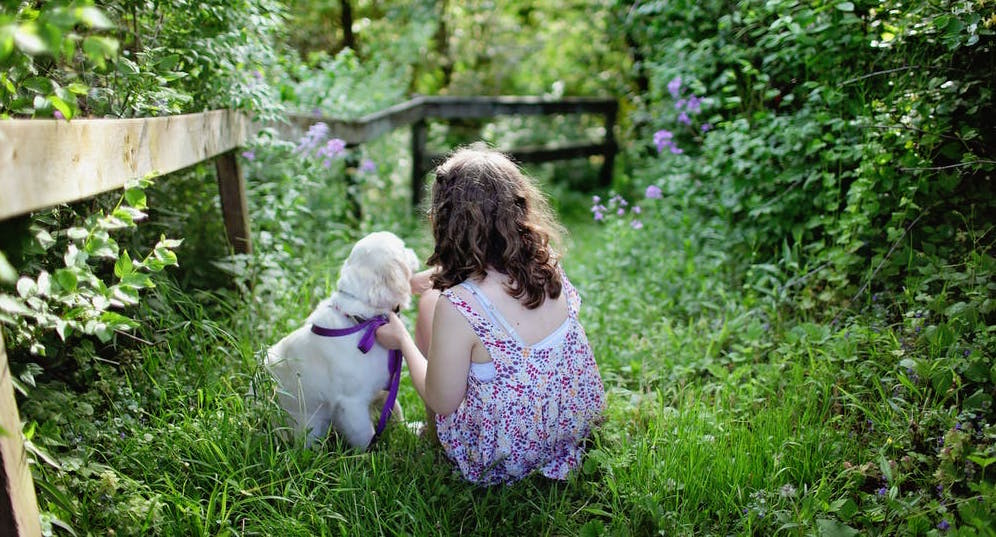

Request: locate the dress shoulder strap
(558, 265), (582, 319)
(440, 284), (503, 345)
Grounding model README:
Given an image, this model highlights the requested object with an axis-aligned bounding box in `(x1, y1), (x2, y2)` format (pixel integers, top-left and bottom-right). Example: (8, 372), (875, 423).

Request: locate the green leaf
(817, 518), (859, 537)
(829, 498), (858, 521)
(99, 311), (138, 331)
(120, 271), (153, 290)
(65, 82), (88, 95)
(22, 76), (54, 95)
(47, 94), (72, 120)
(835, 2), (855, 12)
(931, 368), (953, 394)
(0, 25), (14, 62)
(16, 276), (36, 298)
(157, 54), (181, 71)
(124, 187), (147, 209)
(963, 389), (992, 412)
(0, 251), (15, 283)
(114, 250), (134, 278)
(78, 6), (114, 30)
(967, 454), (996, 469)
(65, 227), (89, 240)
(13, 24), (46, 55)
(52, 268), (78, 292)
(81, 35), (118, 68)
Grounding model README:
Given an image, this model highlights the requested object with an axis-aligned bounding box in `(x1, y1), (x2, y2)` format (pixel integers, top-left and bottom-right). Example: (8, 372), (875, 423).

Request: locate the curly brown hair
(426, 144), (565, 309)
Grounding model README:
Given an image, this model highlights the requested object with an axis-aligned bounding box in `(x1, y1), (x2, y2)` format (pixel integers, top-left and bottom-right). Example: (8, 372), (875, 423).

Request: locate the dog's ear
(378, 255), (415, 311)
(337, 232), (416, 314)
(404, 247), (419, 273)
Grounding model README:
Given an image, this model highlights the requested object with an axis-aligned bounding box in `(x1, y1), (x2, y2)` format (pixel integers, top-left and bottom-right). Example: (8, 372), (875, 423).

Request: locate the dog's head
(333, 231), (420, 319)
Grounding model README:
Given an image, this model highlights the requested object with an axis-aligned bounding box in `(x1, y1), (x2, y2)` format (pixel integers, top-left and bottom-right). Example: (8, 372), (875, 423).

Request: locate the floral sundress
(435, 271), (606, 485)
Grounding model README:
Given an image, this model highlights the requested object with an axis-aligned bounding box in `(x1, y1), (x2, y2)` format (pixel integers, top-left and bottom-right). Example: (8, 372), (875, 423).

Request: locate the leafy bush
(1, 0), (286, 119)
(615, 0), (996, 302)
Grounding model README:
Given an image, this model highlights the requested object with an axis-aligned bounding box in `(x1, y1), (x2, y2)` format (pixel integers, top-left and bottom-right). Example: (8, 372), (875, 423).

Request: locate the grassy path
(33, 196), (958, 536)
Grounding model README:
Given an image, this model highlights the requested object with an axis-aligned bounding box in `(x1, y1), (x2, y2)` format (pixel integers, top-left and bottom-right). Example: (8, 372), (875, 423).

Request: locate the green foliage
(0, 178), (179, 357)
(0, 1), (117, 118)
(1, 0), (287, 119)
(616, 0), (996, 306)
(3, 0), (995, 535)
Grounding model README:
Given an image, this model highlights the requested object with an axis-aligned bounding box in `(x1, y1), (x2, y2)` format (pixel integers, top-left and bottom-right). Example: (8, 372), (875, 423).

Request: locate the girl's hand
(410, 268), (436, 295)
(376, 312), (411, 350)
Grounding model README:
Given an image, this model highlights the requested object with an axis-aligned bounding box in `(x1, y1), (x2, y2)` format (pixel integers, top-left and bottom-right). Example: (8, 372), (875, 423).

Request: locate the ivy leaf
(99, 311), (138, 332)
(65, 227), (89, 241)
(16, 276), (36, 298)
(35, 229), (56, 249)
(124, 188), (148, 209)
(114, 250), (134, 278)
(0, 294), (31, 316)
(0, 251), (15, 283)
(120, 271), (153, 290)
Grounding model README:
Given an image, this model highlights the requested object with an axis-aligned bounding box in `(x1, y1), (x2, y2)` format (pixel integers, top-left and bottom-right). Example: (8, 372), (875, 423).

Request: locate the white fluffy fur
(265, 231), (419, 449)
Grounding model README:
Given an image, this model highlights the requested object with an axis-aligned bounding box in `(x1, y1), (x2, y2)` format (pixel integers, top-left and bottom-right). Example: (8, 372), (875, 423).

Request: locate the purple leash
(310, 315), (402, 444)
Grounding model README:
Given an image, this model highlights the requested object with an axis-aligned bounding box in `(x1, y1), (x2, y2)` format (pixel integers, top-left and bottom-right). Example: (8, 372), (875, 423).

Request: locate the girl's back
(434, 269), (605, 485)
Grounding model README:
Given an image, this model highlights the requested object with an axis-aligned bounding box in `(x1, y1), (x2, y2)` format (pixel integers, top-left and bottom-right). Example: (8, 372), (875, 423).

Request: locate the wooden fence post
(411, 119), (428, 209)
(343, 153), (363, 222)
(600, 102), (618, 187)
(214, 150), (253, 254)
(0, 330), (41, 537)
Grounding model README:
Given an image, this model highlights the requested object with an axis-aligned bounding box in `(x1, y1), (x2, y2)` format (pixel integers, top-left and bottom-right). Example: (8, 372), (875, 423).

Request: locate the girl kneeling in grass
(375, 145), (606, 485)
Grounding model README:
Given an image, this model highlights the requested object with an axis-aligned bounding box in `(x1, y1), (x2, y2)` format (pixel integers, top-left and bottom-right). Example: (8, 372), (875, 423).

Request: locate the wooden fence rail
(0, 95), (616, 536)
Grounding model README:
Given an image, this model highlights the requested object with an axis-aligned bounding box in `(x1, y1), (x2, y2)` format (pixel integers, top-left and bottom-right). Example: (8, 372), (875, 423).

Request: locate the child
(375, 144), (605, 485)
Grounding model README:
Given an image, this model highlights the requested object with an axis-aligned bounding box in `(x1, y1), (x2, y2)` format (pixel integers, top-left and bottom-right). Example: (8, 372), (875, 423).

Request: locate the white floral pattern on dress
(435, 270), (606, 485)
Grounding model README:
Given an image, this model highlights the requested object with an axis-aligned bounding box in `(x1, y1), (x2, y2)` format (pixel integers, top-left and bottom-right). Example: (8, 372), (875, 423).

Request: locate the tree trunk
(341, 0), (356, 52)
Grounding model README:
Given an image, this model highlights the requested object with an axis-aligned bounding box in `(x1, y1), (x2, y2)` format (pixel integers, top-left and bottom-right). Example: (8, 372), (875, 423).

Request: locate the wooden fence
(0, 95), (616, 536)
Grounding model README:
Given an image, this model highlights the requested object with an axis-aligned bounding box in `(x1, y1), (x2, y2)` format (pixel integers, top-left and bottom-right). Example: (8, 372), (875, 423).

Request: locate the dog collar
(310, 315), (403, 444)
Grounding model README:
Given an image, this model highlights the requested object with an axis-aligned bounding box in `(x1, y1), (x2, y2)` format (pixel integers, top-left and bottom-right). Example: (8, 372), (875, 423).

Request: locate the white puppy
(266, 231), (419, 449)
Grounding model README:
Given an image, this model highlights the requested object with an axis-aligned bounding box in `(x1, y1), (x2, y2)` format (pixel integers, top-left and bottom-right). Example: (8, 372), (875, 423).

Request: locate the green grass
(18, 172), (994, 536)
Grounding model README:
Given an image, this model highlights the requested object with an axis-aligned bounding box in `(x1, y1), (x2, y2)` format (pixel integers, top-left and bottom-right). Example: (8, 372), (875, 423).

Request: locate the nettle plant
(0, 178), (180, 360)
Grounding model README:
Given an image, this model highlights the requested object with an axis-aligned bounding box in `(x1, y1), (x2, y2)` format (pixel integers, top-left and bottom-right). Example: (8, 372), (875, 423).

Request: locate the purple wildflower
(937, 520), (950, 531)
(876, 486), (888, 496)
(675, 98), (687, 110)
(593, 211), (604, 222)
(631, 220), (643, 230)
(653, 129), (674, 153)
(701, 123), (713, 133)
(54, 110), (66, 120)
(645, 185), (663, 199)
(241, 150), (255, 161)
(677, 112), (692, 126)
(686, 95), (702, 114)
(360, 159), (377, 173)
(318, 138), (347, 167)
(633, 206), (641, 214)
(592, 195), (601, 204)
(297, 122), (330, 153)
(667, 76), (682, 99)
(617, 208), (625, 216)
(669, 144), (684, 155)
